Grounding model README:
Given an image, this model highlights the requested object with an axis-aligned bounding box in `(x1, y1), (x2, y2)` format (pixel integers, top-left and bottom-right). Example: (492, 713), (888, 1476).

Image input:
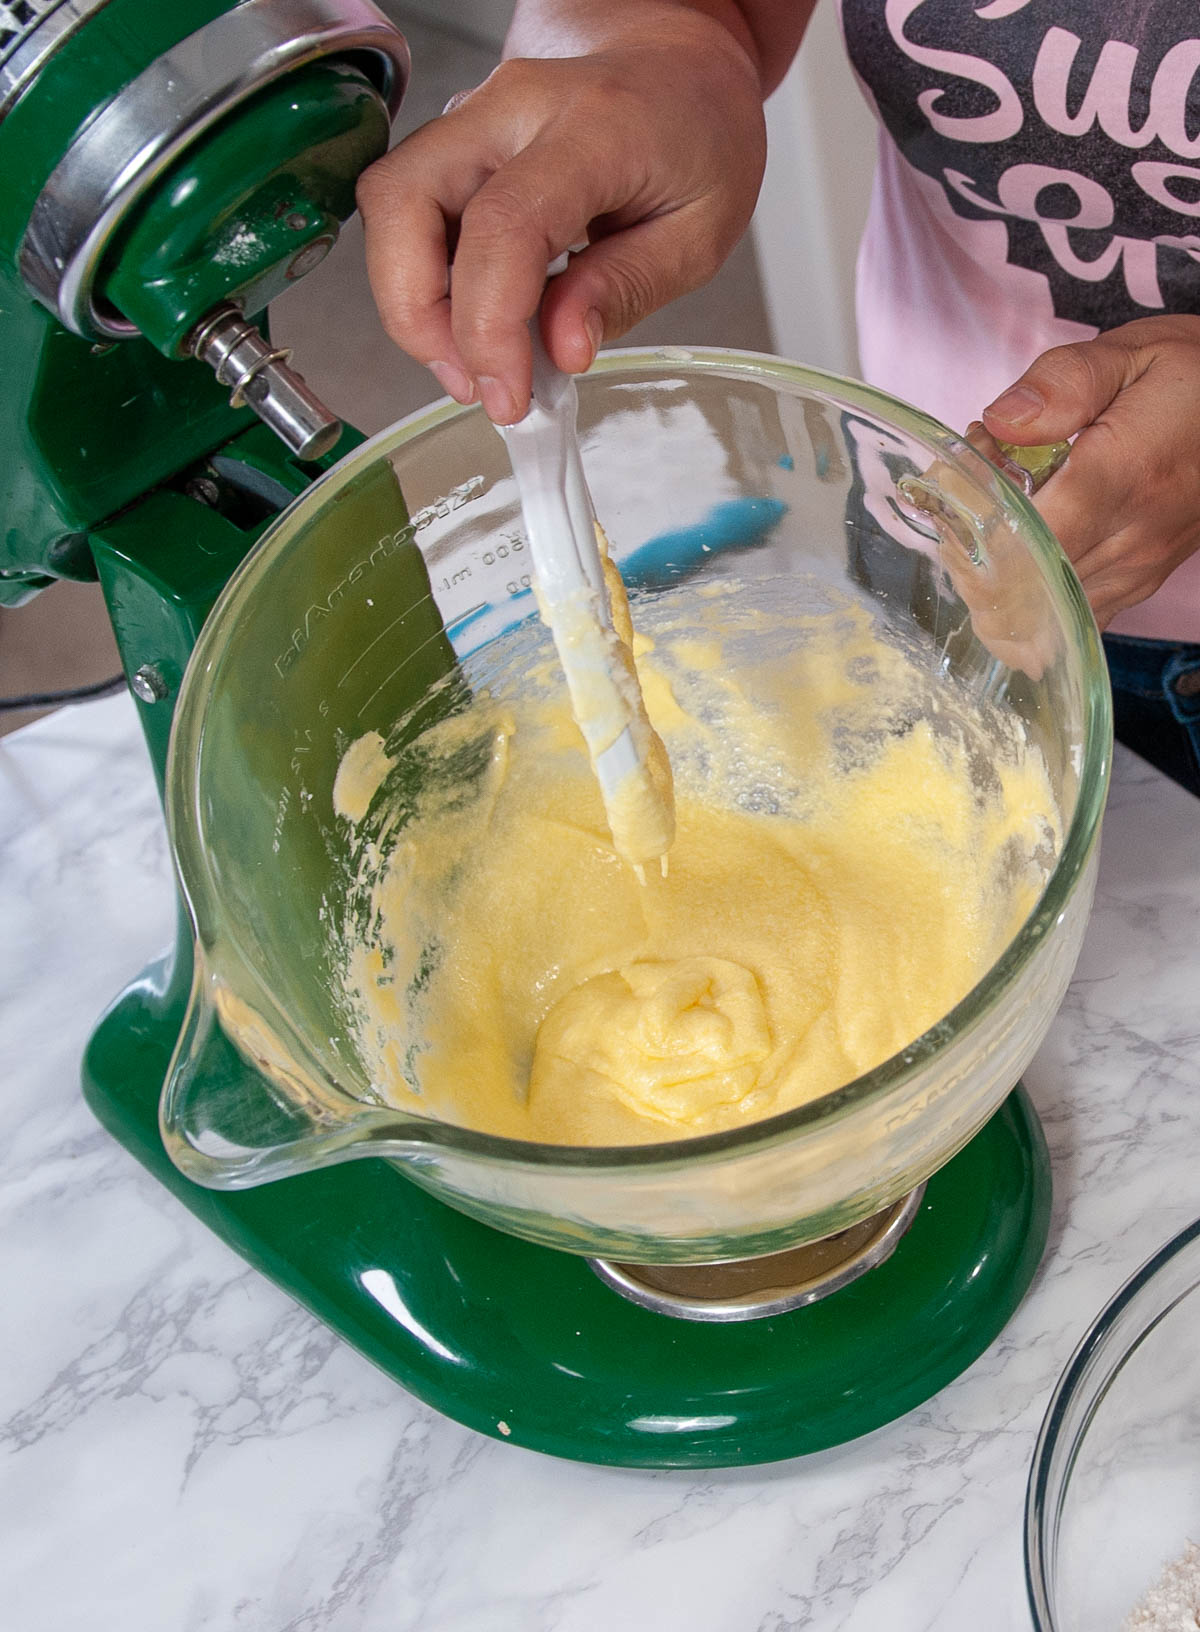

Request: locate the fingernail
(985, 385), (1043, 426)
(477, 375), (517, 424)
(429, 361), (476, 404)
(584, 309), (604, 364)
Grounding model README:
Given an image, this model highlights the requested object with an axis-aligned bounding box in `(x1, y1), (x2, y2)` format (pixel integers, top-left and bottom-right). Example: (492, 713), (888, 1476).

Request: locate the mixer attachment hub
(188, 304), (341, 461)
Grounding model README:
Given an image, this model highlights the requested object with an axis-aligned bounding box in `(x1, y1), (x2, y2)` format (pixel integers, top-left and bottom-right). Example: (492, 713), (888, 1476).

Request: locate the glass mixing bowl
(160, 348), (1111, 1262)
(1026, 1218), (1200, 1629)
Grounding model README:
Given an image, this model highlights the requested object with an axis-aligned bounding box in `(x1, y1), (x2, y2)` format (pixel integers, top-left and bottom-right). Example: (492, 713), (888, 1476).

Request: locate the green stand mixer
(1, 0), (1112, 1467)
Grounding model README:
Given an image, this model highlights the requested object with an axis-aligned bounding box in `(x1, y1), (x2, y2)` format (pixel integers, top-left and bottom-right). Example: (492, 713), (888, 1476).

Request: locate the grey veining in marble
(3, 695), (1199, 1632)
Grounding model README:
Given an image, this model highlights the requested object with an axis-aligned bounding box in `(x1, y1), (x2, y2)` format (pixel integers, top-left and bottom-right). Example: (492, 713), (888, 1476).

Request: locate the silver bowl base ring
(588, 1184), (927, 1323)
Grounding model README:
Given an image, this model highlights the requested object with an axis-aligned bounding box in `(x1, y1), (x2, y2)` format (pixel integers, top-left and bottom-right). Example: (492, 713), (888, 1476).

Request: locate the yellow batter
(334, 581), (1060, 1146)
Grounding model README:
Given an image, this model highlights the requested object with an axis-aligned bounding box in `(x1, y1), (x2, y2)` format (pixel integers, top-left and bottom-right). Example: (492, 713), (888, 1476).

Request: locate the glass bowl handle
(895, 434), (1075, 681)
(990, 437), (1071, 497)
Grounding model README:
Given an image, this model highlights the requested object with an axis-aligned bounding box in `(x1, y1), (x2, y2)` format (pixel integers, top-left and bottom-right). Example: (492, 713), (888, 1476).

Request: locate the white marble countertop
(3, 693), (1199, 1632)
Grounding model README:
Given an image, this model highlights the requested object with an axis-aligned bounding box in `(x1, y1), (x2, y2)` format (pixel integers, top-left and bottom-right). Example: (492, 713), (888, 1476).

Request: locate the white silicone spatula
(498, 259), (674, 875)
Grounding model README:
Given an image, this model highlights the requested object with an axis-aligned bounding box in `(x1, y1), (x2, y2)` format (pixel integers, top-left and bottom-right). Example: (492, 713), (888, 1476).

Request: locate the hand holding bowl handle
(898, 434), (1072, 683)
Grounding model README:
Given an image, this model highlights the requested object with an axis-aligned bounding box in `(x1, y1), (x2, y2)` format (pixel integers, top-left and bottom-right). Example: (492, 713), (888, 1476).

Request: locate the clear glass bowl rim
(167, 345), (1113, 1175)
(1024, 1213), (1200, 1629)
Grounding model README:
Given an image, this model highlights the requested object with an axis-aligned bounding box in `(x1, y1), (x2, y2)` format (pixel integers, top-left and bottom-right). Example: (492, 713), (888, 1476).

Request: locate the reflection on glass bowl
(1026, 1217), (1200, 1629)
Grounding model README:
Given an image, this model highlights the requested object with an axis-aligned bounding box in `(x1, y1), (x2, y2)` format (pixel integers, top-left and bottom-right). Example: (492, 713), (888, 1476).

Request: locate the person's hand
(355, 4), (782, 424)
(980, 315), (1200, 628)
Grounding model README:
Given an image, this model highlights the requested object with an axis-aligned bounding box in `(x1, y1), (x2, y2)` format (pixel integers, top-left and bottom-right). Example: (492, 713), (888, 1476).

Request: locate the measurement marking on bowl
(289, 726), (314, 779)
(356, 625), (463, 719)
(272, 482), (487, 680)
(337, 608), (419, 688)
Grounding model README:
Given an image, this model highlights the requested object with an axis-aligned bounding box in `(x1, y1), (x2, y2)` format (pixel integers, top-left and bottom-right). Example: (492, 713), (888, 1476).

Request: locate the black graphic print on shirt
(842, 0), (1200, 331)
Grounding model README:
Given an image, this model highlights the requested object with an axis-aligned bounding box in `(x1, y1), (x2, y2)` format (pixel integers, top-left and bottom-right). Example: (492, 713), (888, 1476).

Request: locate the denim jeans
(1102, 633), (1200, 798)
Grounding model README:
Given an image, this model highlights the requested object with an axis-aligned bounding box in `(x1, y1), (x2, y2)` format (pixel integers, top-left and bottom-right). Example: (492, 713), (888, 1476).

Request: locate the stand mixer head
(0, 0), (407, 609)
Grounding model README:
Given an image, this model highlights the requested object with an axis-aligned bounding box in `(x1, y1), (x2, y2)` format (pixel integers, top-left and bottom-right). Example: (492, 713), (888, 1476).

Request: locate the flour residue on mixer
(330, 578), (1062, 1146)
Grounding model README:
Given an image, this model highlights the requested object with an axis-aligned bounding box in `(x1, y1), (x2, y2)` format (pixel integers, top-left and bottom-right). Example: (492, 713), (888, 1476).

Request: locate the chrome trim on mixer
(589, 1184), (928, 1323)
(17, 0), (410, 338)
(0, 0), (114, 121)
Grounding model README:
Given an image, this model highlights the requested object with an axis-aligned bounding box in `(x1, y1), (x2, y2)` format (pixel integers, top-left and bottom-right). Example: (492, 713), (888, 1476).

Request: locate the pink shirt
(841, 0), (1200, 641)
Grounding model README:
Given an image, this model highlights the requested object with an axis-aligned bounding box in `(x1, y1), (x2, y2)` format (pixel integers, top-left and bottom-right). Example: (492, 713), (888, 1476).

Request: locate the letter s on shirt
(886, 0), (1024, 142)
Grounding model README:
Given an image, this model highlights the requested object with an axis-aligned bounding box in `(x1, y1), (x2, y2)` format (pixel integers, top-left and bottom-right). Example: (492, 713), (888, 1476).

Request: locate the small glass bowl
(1026, 1217), (1200, 1629)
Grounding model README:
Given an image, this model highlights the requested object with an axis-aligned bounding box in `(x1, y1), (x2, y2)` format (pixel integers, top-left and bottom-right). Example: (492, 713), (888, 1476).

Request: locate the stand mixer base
(84, 954), (1051, 1469)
